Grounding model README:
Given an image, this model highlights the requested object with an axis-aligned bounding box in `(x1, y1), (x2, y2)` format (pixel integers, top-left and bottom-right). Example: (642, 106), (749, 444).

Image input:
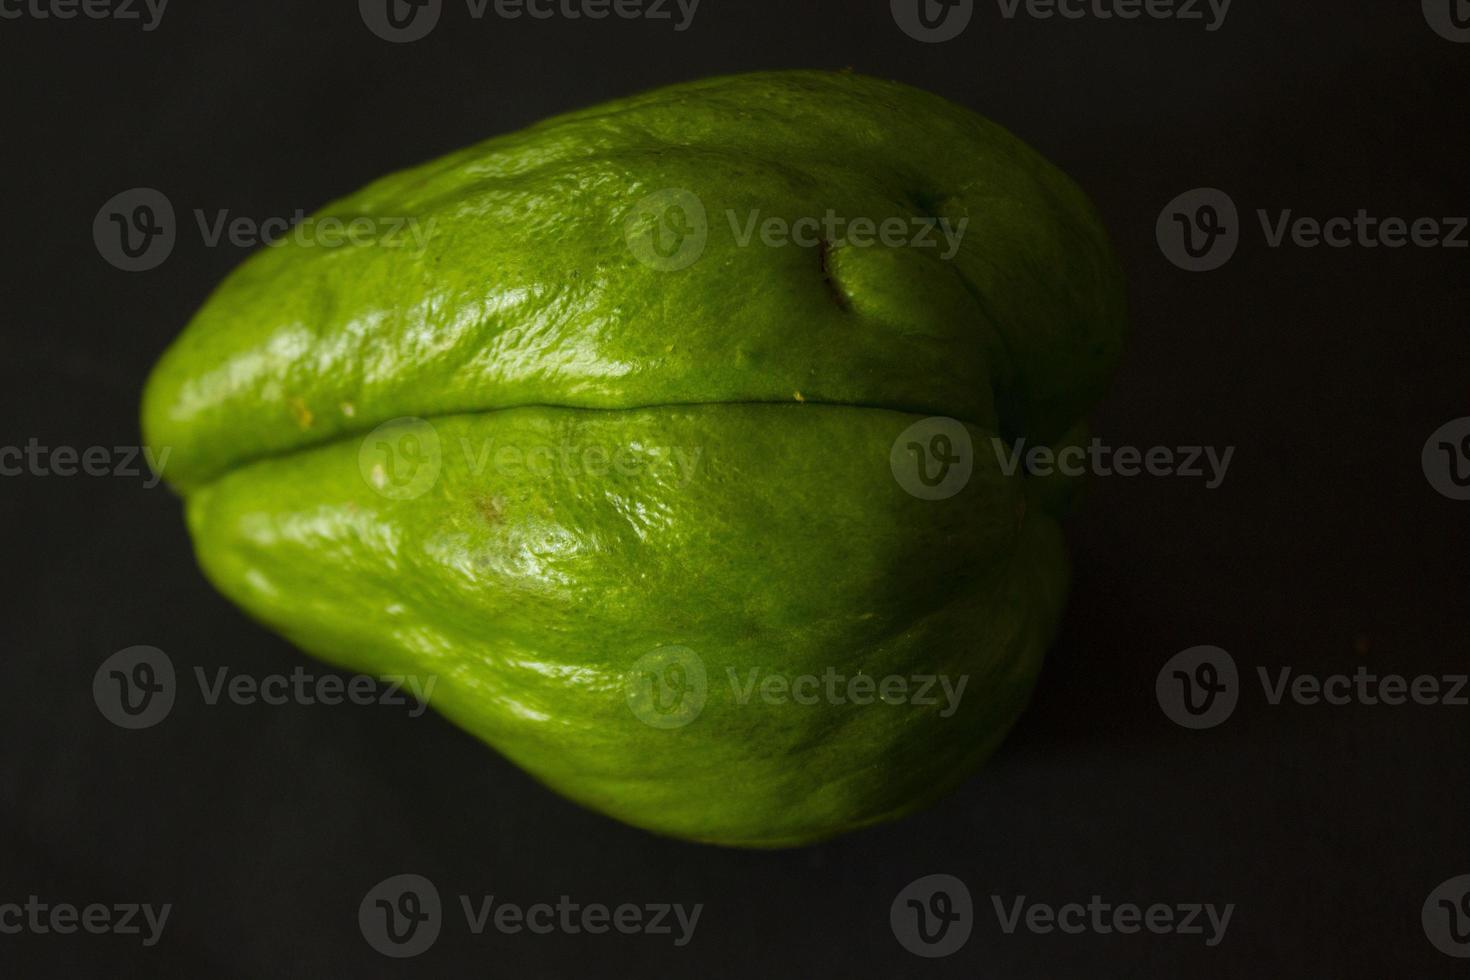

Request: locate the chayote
(142, 70), (1126, 847)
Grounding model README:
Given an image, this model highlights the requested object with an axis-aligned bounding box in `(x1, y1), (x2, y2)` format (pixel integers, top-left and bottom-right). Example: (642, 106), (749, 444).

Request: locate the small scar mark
(818, 238), (850, 311)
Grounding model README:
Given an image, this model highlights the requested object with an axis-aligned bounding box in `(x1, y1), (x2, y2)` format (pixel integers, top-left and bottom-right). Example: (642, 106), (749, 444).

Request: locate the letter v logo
(892, 0), (974, 42)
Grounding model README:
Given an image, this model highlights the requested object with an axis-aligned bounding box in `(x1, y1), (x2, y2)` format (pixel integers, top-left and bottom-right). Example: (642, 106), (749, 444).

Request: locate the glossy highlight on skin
(142, 70), (1126, 847)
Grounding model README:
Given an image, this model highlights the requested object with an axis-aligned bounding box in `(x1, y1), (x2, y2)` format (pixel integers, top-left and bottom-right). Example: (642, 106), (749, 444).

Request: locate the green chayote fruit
(142, 70), (1125, 847)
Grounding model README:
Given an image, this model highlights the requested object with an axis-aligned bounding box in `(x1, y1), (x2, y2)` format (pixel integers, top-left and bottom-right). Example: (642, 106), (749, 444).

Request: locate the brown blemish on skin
(475, 494), (507, 525)
(288, 397), (314, 429)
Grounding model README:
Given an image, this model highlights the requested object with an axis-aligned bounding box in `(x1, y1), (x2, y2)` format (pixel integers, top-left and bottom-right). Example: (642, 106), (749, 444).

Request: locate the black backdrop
(2, 1), (1467, 976)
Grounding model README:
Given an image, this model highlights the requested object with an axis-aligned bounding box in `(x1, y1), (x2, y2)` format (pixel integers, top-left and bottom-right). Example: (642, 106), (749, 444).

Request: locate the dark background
(2, 1), (1466, 976)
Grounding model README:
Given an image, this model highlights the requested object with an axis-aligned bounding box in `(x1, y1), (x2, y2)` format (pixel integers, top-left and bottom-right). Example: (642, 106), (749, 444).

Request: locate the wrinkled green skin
(142, 71), (1125, 847)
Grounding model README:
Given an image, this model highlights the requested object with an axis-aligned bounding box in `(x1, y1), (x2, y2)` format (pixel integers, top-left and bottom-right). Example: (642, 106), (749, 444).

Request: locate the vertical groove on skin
(818, 238), (851, 312)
